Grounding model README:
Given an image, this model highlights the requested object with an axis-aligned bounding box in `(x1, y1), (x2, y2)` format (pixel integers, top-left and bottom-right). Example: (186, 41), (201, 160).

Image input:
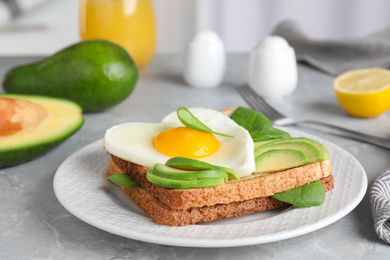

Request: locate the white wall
(155, 0), (390, 53)
(0, 0), (390, 55)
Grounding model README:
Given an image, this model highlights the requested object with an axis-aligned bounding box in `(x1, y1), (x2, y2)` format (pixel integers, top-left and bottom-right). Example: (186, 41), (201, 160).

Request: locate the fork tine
(236, 86), (264, 112)
(243, 86), (278, 114)
(240, 85), (275, 114)
(236, 85), (284, 121)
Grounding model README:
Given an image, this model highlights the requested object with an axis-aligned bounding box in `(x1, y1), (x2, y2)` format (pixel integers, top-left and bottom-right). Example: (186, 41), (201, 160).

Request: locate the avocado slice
(0, 94), (83, 167)
(254, 149), (310, 174)
(165, 157), (239, 180)
(153, 164), (229, 181)
(254, 140), (275, 149)
(2, 40), (138, 112)
(257, 137), (329, 160)
(254, 141), (323, 163)
(146, 168), (226, 189)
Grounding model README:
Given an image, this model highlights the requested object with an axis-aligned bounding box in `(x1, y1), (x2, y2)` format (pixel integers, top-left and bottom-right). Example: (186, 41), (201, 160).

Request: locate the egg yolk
(153, 127), (220, 158)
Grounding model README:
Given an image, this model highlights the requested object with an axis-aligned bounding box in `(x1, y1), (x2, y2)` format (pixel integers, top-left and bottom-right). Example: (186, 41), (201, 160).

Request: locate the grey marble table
(1, 54), (389, 260)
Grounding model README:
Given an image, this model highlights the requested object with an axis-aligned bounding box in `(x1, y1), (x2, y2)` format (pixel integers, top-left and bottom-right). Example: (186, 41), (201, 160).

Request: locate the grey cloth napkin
(371, 167), (390, 244)
(272, 20), (390, 75)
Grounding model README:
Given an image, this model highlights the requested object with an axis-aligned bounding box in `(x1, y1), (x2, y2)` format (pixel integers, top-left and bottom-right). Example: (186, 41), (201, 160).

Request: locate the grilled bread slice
(107, 159), (334, 226)
(110, 154), (332, 210)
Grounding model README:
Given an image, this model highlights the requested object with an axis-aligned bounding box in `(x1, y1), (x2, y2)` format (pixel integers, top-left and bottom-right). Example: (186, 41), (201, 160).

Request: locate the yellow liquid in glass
(79, 0), (156, 68)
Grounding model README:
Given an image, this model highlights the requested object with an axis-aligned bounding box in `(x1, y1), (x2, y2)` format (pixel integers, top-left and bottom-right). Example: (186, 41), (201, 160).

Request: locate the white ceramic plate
(53, 129), (367, 247)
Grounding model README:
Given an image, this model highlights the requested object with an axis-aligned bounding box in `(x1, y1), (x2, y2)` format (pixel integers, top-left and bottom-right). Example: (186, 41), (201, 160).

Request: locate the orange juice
(79, 0), (156, 68)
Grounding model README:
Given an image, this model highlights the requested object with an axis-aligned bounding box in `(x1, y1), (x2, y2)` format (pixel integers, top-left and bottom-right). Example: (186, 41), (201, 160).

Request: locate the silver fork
(236, 85), (390, 150)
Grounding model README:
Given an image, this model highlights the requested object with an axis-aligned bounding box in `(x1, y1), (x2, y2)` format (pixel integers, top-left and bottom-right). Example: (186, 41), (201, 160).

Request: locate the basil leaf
(230, 107), (273, 130)
(250, 127), (291, 142)
(177, 107), (233, 138)
(107, 173), (142, 189)
(272, 180), (325, 207)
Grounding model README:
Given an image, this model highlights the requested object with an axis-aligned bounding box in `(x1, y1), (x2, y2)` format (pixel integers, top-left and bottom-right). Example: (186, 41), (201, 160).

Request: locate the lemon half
(334, 68), (390, 118)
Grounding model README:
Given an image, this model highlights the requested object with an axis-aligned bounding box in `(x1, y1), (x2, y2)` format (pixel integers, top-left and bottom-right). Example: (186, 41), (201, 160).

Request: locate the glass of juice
(79, 0), (156, 68)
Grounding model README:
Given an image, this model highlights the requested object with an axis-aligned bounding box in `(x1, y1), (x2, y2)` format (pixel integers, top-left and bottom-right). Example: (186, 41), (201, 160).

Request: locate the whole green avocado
(2, 40), (138, 112)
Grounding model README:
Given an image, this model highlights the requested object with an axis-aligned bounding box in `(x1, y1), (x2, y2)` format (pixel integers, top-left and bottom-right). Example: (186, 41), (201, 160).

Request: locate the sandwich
(104, 106), (334, 226)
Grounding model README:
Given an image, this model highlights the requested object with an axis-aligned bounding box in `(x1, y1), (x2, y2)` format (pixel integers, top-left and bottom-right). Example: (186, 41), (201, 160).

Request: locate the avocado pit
(0, 97), (48, 137)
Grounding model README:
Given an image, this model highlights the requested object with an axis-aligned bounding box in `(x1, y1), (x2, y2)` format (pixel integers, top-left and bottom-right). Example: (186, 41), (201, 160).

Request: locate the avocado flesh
(153, 164), (228, 181)
(254, 141), (323, 163)
(254, 140), (275, 149)
(2, 40), (138, 112)
(259, 137), (329, 160)
(165, 156), (239, 180)
(255, 149), (310, 174)
(0, 94), (83, 167)
(146, 168), (226, 189)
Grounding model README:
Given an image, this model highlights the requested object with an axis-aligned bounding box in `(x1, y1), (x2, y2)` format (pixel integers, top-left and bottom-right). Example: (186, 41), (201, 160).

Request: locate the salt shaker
(248, 35), (298, 98)
(183, 31), (226, 88)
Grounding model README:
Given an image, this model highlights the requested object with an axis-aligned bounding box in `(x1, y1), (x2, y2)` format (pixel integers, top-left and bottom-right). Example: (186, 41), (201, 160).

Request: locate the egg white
(104, 108), (255, 177)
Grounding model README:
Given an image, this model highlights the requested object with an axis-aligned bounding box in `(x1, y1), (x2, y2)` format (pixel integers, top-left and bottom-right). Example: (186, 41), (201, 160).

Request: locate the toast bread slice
(107, 159), (334, 226)
(110, 154), (332, 210)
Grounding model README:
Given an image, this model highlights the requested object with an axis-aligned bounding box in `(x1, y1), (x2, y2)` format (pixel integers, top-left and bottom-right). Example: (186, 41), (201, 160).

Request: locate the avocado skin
(0, 121), (83, 168)
(2, 40), (138, 112)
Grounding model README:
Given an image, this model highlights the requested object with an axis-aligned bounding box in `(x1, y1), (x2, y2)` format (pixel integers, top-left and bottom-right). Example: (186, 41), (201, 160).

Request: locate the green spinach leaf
(272, 180), (325, 207)
(230, 106), (273, 130)
(107, 173), (142, 189)
(177, 107), (233, 138)
(230, 107), (290, 141)
(250, 127), (291, 142)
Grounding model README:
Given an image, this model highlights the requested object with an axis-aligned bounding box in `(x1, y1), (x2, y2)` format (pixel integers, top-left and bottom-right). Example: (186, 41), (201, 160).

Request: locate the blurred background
(1, 0), (390, 56)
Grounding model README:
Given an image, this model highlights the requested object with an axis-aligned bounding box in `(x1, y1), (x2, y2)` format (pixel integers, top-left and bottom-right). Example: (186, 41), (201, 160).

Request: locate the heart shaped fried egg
(104, 107), (255, 177)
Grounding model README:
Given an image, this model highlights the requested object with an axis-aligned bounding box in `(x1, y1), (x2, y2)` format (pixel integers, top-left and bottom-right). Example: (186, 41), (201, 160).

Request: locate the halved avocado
(0, 94), (84, 167)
